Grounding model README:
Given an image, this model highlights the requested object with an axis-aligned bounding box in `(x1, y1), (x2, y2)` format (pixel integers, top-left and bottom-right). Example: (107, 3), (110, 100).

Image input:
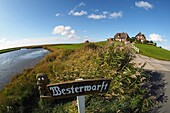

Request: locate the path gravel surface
(133, 54), (170, 112)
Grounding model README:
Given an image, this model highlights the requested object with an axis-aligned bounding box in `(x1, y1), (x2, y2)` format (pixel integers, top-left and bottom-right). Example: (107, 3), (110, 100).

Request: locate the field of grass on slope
(49, 44), (83, 50)
(48, 41), (122, 51)
(0, 43), (159, 113)
(135, 44), (170, 61)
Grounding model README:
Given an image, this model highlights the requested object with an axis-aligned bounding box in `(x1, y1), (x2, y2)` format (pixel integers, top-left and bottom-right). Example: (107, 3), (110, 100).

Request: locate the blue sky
(0, 0), (170, 50)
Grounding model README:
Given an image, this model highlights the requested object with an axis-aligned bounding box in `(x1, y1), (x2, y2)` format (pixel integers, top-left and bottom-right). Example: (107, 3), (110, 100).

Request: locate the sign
(41, 79), (111, 99)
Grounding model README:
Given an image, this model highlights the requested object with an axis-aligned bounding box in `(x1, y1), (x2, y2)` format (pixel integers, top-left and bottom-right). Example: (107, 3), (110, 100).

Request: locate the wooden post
(77, 95), (85, 113)
(76, 78), (85, 113)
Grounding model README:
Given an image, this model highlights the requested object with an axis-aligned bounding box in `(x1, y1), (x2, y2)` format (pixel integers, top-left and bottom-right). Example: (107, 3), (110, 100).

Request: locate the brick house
(114, 32), (130, 42)
(135, 32), (146, 43)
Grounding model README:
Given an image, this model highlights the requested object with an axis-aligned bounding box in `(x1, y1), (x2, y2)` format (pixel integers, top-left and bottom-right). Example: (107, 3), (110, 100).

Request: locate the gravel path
(133, 54), (170, 112)
(133, 54), (170, 71)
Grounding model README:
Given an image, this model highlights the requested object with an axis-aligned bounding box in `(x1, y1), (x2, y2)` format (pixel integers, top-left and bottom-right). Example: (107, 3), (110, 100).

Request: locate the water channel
(0, 48), (49, 90)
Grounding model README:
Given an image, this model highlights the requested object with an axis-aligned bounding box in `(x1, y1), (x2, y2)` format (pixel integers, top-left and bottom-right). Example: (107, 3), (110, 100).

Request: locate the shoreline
(0, 43), (81, 54)
(0, 48), (21, 54)
(0, 48), (49, 91)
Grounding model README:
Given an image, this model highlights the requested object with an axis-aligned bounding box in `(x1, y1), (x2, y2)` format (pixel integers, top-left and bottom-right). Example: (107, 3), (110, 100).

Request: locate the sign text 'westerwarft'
(44, 79), (111, 99)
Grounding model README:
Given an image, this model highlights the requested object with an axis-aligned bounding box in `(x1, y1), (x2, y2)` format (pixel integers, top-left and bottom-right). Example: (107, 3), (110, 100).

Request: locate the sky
(0, 0), (170, 50)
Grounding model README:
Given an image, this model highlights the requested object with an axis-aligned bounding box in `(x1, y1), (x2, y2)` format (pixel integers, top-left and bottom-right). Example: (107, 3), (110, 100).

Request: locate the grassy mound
(0, 43), (159, 113)
(135, 44), (170, 61)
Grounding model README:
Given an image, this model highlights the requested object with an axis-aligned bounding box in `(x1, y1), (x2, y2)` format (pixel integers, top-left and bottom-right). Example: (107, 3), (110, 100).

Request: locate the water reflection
(0, 48), (49, 90)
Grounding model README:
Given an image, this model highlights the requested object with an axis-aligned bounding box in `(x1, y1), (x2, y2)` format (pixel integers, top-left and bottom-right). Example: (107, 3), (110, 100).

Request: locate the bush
(129, 38), (135, 43)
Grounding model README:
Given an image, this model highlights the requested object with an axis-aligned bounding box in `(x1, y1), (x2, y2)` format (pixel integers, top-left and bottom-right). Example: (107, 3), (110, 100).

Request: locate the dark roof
(107, 38), (114, 41)
(114, 33), (120, 38)
(114, 32), (130, 39)
(135, 32), (146, 39)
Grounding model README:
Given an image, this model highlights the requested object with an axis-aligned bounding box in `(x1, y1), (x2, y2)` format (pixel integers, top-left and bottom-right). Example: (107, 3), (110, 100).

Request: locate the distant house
(135, 32), (146, 43)
(85, 40), (89, 43)
(107, 38), (114, 44)
(114, 32), (130, 42)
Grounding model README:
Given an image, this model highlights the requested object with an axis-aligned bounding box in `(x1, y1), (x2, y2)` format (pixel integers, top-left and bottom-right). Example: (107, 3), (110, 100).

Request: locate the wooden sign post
(46, 78), (111, 99)
(36, 73), (111, 113)
(76, 78), (85, 113)
(77, 95), (85, 113)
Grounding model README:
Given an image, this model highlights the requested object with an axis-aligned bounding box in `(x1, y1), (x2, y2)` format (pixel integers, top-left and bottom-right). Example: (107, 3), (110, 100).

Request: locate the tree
(149, 40), (153, 43)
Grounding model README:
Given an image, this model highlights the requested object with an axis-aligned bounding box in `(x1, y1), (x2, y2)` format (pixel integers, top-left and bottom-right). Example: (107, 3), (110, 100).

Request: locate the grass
(135, 43), (170, 61)
(0, 41), (122, 54)
(0, 43), (157, 113)
(49, 41), (107, 50)
(95, 41), (107, 46)
(0, 48), (20, 54)
(95, 41), (123, 46)
(49, 44), (83, 50)
(0, 44), (82, 54)
(114, 41), (123, 45)
(49, 41), (123, 50)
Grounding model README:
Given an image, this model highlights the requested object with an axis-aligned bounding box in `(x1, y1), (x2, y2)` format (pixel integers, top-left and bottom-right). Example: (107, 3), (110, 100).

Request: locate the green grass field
(52, 42), (170, 61)
(95, 41), (107, 46)
(49, 44), (83, 50)
(0, 48), (20, 54)
(49, 41), (108, 50)
(135, 44), (170, 61)
(1, 42), (169, 61)
(0, 41), (123, 54)
(95, 41), (122, 46)
(49, 41), (122, 50)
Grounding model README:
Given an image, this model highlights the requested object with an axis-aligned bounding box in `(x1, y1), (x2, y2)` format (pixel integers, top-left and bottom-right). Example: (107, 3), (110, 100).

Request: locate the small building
(135, 32), (146, 43)
(107, 38), (114, 44)
(85, 40), (89, 43)
(114, 32), (130, 42)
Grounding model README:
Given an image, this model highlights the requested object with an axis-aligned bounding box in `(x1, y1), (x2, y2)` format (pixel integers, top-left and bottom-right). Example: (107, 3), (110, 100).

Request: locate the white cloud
(52, 25), (65, 34)
(70, 30), (75, 34)
(0, 25), (87, 50)
(69, 10), (87, 16)
(65, 26), (71, 30)
(149, 34), (166, 42)
(0, 36), (85, 50)
(88, 14), (107, 20)
(55, 13), (60, 16)
(0, 38), (8, 43)
(88, 11), (123, 20)
(0, 37), (58, 50)
(68, 2), (87, 16)
(135, 1), (153, 10)
(109, 11), (123, 18)
(52, 25), (77, 39)
(102, 11), (108, 15)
